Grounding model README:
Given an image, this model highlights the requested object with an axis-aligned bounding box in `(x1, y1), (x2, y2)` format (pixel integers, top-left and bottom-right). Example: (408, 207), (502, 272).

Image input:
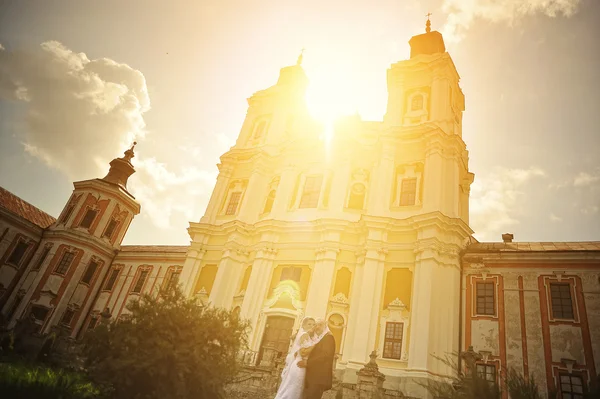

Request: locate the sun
(304, 62), (360, 143)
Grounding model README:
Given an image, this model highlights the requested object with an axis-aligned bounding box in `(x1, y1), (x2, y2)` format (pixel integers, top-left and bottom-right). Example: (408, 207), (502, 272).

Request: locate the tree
(83, 288), (249, 399)
(505, 368), (543, 399)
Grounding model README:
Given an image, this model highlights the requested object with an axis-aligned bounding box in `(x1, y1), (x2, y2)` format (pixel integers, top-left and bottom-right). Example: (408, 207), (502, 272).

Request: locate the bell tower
(384, 16), (465, 138)
(8, 144), (141, 337)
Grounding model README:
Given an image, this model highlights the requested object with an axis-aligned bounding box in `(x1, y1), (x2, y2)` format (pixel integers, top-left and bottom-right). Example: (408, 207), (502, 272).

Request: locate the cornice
(42, 229), (116, 258)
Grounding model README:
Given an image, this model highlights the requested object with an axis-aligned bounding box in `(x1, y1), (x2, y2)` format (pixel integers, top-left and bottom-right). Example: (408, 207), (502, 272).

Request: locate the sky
(0, 0), (599, 245)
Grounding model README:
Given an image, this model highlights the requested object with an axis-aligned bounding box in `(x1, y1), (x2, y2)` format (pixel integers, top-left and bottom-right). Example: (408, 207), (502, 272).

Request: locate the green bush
(84, 288), (250, 399)
(0, 362), (101, 399)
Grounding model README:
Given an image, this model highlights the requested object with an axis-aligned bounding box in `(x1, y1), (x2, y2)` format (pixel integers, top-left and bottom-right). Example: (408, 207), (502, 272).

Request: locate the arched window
(411, 94), (423, 111)
(263, 190), (276, 214)
(347, 183), (366, 210)
(253, 120), (267, 139)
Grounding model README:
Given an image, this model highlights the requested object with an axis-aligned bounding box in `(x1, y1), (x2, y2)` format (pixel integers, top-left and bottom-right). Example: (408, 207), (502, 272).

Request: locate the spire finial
(425, 12), (432, 33)
(123, 141), (137, 162)
(296, 48), (305, 66)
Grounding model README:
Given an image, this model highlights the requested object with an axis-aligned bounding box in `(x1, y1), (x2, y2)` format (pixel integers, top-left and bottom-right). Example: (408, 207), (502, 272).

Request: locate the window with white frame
(399, 178), (417, 206)
(79, 208), (98, 229)
(54, 251), (75, 275)
(222, 181), (246, 216)
(393, 164), (422, 208)
(80, 260), (99, 285)
(476, 364), (496, 383)
(383, 322), (403, 360)
(559, 373), (584, 398)
(103, 268), (121, 291)
(299, 175), (323, 209)
(131, 269), (150, 294)
(6, 240), (29, 267)
(550, 283), (575, 320)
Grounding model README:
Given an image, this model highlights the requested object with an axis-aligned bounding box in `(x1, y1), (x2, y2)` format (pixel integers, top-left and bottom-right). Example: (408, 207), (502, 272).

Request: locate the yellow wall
(383, 268), (412, 310)
(333, 267), (352, 298)
(195, 264), (218, 294)
(239, 265), (252, 292)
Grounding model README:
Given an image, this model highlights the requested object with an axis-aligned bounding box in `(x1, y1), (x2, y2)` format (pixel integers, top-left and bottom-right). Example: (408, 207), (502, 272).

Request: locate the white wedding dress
(274, 328), (313, 399)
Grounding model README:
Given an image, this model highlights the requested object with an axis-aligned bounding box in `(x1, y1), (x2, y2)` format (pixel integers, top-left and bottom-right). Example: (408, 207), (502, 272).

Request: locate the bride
(274, 317), (315, 399)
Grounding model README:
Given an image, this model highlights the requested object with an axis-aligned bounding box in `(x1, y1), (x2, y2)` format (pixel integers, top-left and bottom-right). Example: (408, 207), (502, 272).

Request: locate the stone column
(240, 247), (278, 336)
(180, 245), (206, 296)
(208, 245), (248, 309)
(304, 246), (339, 319)
(346, 245), (387, 365)
(201, 164), (233, 223)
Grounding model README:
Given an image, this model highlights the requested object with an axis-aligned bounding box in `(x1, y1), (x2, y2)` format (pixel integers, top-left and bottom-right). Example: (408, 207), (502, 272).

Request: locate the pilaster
(180, 246), (206, 296)
(240, 246), (278, 347)
(367, 143), (395, 216)
(346, 245), (387, 365)
(304, 246), (340, 319)
(208, 244), (249, 309)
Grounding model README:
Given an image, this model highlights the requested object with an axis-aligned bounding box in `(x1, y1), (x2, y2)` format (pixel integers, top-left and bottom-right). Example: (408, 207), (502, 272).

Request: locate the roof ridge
(0, 186), (56, 229)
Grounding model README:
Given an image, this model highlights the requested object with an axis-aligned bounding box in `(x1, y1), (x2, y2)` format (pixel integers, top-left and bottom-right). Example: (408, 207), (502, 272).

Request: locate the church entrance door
(257, 316), (294, 366)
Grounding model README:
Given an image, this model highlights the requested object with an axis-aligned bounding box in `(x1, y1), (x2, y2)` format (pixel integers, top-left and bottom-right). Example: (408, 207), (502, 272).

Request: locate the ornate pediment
(264, 281), (303, 310)
(330, 292), (349, 304)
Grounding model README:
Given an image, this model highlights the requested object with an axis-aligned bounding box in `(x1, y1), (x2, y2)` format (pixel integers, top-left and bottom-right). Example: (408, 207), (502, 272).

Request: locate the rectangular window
(165, 270), (181, 291)
(476, 364), (496, 383)
(54, 251), (75, 275)
(103, 219), (119, 239)
(132, 270), (149, 294)
(32, 246), (51, 271)
(399, 178), (417, 206)
(476, 282), (495, 316)
(225, 192), (242, 215)
(280, 266), (302, 283)
(560, 374), (584, 399)
(61, 204), (75, 223)
(60, 308), (75, 326)
(550, 283), (574, 320)
(30, 306), (49, 321)
(80, 260), (99, 284)
(103, 268), (120, 291)
(80, 209), (98, 229)
(299, 175), (323, 209)
(383, 322), (403, 360)
(6, 241), (29, 267)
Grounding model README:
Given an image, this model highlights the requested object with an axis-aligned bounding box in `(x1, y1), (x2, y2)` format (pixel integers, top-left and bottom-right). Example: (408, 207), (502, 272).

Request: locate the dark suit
(304, 332), (335, 399)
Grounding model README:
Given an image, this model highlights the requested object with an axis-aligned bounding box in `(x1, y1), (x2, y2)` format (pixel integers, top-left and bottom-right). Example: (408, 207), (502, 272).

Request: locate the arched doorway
(257, 315), (295, 366)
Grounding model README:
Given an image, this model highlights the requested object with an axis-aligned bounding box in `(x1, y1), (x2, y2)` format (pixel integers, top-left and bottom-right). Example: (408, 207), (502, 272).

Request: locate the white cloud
(550, 213), (562, 222)
(441, 0), (582, 42)
(573, 171), (600, 187)
(0, 41), (212, 230)
(470, 166), (545, 241)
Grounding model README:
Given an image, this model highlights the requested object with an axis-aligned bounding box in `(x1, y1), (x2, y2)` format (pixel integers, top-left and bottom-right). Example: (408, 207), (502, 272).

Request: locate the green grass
(0, 362), (102, 399)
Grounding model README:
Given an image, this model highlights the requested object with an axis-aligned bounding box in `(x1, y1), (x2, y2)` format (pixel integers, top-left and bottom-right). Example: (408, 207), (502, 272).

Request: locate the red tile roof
(0, 186), (56, 229)
(119, 245), (188, 253)
(467, 241), (600, 252)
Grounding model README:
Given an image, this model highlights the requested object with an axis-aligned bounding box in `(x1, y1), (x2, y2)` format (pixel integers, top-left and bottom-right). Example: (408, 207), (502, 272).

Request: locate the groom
(297, 319), (335, 399)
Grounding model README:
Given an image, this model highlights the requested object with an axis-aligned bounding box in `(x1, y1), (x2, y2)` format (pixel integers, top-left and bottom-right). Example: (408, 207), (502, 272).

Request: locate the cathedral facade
(0, 25), (598, 398)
